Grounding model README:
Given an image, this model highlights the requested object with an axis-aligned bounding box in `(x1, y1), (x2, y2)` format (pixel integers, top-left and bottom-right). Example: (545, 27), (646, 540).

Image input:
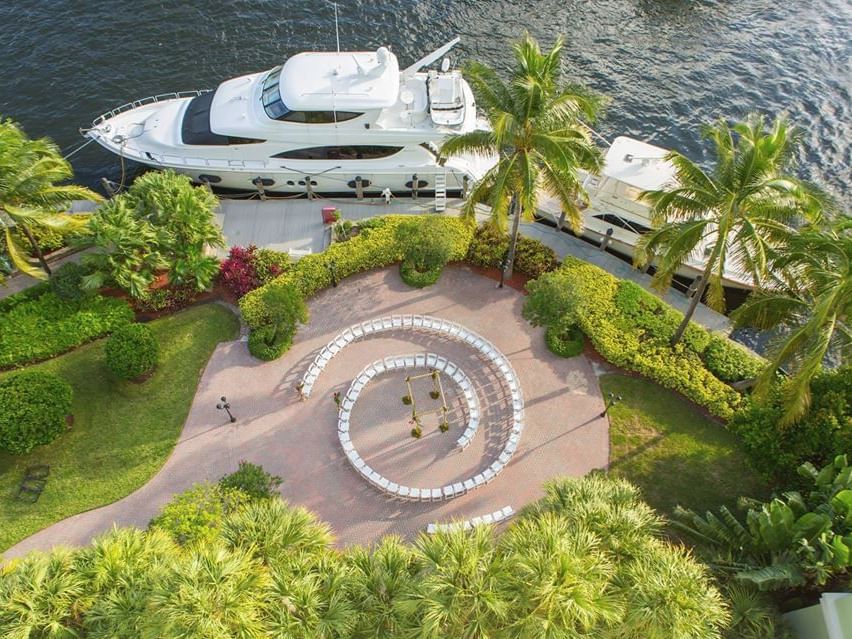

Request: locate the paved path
(4, 265), (608, 558)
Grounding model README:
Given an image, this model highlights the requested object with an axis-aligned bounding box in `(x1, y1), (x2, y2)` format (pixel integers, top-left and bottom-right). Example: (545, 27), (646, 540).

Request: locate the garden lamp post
(497, 251), (509, 289)
(217, 396), (236, 423)
(328, 260), (338, 287)
(600, 392), (622, 417)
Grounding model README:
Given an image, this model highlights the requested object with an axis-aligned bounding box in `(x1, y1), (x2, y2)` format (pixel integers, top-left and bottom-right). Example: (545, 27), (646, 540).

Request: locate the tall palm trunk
(671, 252), (715, 346)
(20, 224), (51, 276)
(504, 195), (522, 280)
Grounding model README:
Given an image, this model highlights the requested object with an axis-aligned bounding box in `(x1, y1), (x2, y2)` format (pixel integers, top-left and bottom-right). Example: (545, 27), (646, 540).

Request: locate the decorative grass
(0, 304), (239, 552)
(601, 373), (769, 515)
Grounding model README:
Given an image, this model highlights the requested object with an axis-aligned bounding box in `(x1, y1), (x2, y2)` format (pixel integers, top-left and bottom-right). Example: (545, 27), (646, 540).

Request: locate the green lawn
(0, 304), (239, 552)
(601, 373), (769, 515)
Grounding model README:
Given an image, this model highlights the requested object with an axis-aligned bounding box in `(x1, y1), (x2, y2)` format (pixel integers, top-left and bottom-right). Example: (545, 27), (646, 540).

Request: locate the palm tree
(731, 216), (850, 424)
(635, 114), (826, 345)
(440, 34), (605, 280)
(0, 118), (100, 280)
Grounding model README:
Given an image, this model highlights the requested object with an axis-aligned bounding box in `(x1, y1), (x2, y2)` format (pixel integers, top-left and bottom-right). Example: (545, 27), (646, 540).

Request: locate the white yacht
(85, 38), (495, 197)
(539, 136), (754, 290)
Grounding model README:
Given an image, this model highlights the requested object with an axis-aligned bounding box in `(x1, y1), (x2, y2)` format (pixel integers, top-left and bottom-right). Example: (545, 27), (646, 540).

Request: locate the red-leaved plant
(218, 245), (262, 299)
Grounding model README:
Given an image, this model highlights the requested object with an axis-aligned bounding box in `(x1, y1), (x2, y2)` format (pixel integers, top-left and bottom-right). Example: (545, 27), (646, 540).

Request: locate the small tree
(396, 217), (454, 273)
(219, 461), (282, 501)
(522, 269), (582, 327)
(262, 281), (308, 347)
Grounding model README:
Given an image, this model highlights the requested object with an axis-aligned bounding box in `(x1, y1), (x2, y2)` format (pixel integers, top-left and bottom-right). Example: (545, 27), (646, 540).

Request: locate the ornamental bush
(218, 245), (262, 299)
(729, 367), (851, 484)
(466, 222), (558, 277)
(702, 335), (764, 383)
(0, 371), (73, 454)
(0, 288), (133, 368)
(395, 216), (455, 274)
(148, 482), (250, 546)
(105, 323), (159, 380)
(240, 215), (473, 329)
(545, 322), (585, 358)
(247, 324), (293, 361)
(219, 461), (283, 500)
(536, 258), (750, 418)
(400, 262), (442, 288)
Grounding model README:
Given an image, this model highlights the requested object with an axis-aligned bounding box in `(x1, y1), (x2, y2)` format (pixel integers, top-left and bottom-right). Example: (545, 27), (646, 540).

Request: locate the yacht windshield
(261, 66), (362, 123)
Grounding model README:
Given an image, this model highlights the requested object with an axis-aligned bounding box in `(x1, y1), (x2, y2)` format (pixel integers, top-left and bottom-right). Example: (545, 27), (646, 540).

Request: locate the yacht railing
(92, 90), (211, 126)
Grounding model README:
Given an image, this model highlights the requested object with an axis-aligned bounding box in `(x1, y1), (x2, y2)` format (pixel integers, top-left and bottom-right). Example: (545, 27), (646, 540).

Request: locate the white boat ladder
(434, 172), (447, 212)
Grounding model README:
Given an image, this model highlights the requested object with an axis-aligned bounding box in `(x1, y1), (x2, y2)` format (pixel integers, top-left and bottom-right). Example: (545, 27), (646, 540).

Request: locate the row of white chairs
(300, 314), (525, 501)
(426, 506), (516, 534)
(339, 353), (484, 501)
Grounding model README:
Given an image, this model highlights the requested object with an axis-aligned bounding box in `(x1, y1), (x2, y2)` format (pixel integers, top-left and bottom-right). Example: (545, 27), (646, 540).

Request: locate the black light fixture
(600, 392), (623, 417)
(216, 396), (236, 423)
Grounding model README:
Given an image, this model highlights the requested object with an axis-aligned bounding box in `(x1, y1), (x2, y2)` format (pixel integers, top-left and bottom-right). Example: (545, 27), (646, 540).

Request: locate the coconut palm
(0, 118), (100, 280)
(635, 114), (826, 345)
(731, 216), (850, 424)
(440, 34), (605, 279)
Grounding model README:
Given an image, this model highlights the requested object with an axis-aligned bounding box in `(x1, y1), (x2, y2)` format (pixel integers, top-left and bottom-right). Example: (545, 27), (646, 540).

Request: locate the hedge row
(556, 257), (764, 419)
(0, 288), (134, 369)
(240, 215), (474, 329)
(466, 222), (558, 278)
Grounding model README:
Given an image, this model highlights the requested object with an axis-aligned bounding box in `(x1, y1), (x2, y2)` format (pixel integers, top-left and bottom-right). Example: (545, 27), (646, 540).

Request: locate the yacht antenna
(333, 2), (340, 54)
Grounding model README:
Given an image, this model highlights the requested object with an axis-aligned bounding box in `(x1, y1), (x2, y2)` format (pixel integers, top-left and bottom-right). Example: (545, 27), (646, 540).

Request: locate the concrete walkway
(4, 265), (608, 558)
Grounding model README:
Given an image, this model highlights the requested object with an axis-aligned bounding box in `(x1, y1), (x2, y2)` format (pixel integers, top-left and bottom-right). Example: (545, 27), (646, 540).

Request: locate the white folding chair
(377, 476), (390, 490)
(502, 506), (514, 518)
(425, 353), (438, 367)
(413, 316), (424, 328)
(442, 485), (454, 500)
(426, 523), (437, 534)
(414, 354), (426, 367)
(381, 317), (393, 330)
(482, 513), (495, 525)
(498, 451), (511, 465)
(482, 469), (496, 483)
(351, 324), (364, 338)
(463, 478), (476, 492)
(431, 488), (444, 502)
(391, 315), (403, 328)
(404, 355), (416, 368)
(473, 473), (486, 487)
(398, 485), (411, 499)
(402, 314), (413, 327)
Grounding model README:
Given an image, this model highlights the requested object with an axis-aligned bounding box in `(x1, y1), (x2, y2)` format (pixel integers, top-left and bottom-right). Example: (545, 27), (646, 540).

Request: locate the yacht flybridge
(86, 38), (495, 196)
(539, 136), (754, 290)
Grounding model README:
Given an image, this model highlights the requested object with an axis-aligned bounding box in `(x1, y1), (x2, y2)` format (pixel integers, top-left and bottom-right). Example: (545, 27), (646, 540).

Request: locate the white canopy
(602, 136), (677, 191)
(279, 48), (400, 111)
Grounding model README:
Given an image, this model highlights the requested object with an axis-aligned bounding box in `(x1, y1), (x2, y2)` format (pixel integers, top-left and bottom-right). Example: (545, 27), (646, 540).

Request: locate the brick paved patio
(5, 265), (608, 557)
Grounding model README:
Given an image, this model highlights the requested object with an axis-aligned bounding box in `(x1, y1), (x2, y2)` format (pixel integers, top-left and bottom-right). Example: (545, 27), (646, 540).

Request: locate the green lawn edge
(0, 303), (239, 552)
(601, 373), (770, 515)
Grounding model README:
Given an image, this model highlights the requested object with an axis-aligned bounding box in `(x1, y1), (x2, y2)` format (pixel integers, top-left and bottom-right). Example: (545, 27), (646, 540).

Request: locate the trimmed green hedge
(466, 222), (558, 278)
(549, 258), (765, 419)
(240, 215), (473, 329)
(247, 324), (294, 361)
(105, 323), (159, 380)
(0, 288), (134, 369)
(400, 262), (443, 288)
(545, 323), (585, 358)
(0, 370), (73, 454)
(702, 335), (764, 383)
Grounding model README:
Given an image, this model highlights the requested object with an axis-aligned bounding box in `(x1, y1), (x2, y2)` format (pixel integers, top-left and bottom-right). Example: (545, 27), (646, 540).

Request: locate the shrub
(253, 248), (290, 284)
(12, 223), (68, 256)
(400, 262), (442, 288)
(219, 461), (282, 500)
(0, 288), (133, 368)
(247, 324), (293, 361)
(545, 322), (584, 358)
(218, 245), (262, 299)
(49, 262), (91, 302)
(543, 258), (745, 418)
(702, 335), (764, 383)
(466, 223), (557, 277)
(730, 367), (851, 484)
(105, 323), (159, 380)
(514, 235), (558, 278)
(395, 216), (455, 274)
(148, 483), (250, 546)
(240, 215), (473, 329)
(0, 371), (73, 454)
(523, 268), (582, 327)
(130, 285), (200, 314)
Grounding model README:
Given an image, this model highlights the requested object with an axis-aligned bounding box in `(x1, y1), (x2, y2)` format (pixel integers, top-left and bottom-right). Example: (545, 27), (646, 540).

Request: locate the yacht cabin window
(272, 146), (403, 160)
(262, 66), (363, 123)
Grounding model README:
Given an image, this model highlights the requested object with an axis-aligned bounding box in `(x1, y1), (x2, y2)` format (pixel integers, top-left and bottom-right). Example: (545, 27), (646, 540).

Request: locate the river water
(0, 0), (849, 201)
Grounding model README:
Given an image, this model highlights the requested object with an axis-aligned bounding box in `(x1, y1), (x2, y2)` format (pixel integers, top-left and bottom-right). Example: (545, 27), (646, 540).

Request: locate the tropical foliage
(730, 366), (851, 484)
(673, 455), (852, 592)
(104, 322), (159, 380)
(0, 118), (99, 281)
(465, 222), (558, 278)
(246, 281), (308, 360)
(83, 170), (223, 298)
(0, 475), (731, 638)
(732, 216), (850, 424)
(442, 34), (605, 278)
(396, 216), (455, 287)
(218, 245), (290, 299)
(636, 114), (826, 344)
